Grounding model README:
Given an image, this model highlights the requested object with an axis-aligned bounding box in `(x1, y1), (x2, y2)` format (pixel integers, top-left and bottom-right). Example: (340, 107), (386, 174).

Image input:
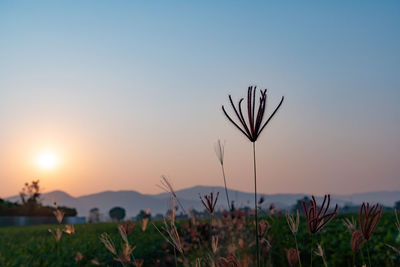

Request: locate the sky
(0, 1), (399, 198)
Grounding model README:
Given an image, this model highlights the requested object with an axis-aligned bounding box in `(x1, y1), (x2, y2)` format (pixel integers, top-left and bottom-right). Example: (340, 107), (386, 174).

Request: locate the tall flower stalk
(358, 202), (382, 266)
(385, 209), (400, 256)
(158, 175), (187, 214)
(200, 191), (219, 263)
(222, 86), (284, 267)
(302, 195), (338, 235)
(286, 210), (302, 267)
(302, 195), (338, 266)
(215, 139), (231, 210)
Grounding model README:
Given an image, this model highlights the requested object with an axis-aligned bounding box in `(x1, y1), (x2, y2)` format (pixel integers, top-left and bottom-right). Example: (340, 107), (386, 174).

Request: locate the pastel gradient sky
(1, 1), (399, 197)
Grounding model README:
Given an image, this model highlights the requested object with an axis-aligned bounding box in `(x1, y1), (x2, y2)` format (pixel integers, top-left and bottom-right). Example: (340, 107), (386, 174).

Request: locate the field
(0, 213), (399, 266)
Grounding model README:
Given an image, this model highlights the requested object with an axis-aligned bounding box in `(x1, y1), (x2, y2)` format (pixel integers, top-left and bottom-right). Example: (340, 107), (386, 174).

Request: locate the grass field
(0, 213), (399, 266)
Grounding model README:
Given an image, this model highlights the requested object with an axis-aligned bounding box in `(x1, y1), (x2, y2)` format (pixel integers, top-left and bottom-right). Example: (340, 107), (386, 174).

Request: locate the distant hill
(5, 186), (400, 219)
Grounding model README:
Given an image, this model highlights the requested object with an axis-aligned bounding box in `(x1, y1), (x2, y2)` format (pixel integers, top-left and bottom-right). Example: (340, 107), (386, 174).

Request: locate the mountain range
(6, 186), (400, 218)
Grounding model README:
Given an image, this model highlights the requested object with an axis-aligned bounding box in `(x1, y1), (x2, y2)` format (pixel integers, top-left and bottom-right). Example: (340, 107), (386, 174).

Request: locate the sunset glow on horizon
(0, 1), (399, 198)
(35, 149), (60, 171)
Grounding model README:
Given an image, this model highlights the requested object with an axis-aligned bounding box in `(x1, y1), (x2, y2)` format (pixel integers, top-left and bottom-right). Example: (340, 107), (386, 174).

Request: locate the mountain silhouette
(6, 186), (400, 218)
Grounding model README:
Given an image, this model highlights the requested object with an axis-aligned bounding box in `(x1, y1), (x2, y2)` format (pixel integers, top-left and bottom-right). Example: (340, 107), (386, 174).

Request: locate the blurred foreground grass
(0, 213), (399, 266)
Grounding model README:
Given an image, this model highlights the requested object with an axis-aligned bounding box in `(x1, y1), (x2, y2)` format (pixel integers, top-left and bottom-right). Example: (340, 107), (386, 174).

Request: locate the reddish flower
(302, 195), (338, 234)
(75, 252), (83, 263)
(261, 240), (271, 257)
(269, 203), (276, 215)
(351, 230), (366, 252)
(217, 253), (240, 267)
(359, 202), (382, 240)
(135, 259), (144, 267)
(120, 221), (135, 235)
(257, 220), (270, 240)
(200, 192), (219, 216)
(222, 86), (284, 142)
(285, 248), (300, 267)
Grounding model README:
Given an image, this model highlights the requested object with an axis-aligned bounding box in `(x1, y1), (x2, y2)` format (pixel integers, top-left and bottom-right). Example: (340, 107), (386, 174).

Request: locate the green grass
(0, 222), (167, 266)
(264, 213), (400, 266)
(0, 213), (399, 266)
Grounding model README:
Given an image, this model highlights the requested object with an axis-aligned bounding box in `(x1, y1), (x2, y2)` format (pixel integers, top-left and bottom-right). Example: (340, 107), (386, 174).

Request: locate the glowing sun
(35, 150), (60, 170)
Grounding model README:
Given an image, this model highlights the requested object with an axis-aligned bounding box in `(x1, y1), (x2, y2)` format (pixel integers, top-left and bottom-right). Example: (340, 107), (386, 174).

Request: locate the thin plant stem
(210, 214), (214, 245)
(268, 251), (272, 267)
(253, 142), (260, 267)
(294, 235), (302, 267)
(352, 251), (355, 267)
(173, 247), (178, 267)
(321, 252), (328, 267)
(132, 256), (138, 267)
(319, 235), (327, 267)
(220, 164), (231, 210)
(366, 242), (372, 267)
(56, 241), (59, 259)
(360, 247), (365, 266)
(310, 236), (314, 267)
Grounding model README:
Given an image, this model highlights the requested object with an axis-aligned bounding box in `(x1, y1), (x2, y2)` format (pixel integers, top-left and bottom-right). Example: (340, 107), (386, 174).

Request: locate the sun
(35, 150), (60, 170)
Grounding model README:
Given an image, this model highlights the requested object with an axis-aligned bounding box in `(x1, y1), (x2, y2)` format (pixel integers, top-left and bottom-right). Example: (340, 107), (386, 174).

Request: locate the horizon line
(4, 185), (400, 200)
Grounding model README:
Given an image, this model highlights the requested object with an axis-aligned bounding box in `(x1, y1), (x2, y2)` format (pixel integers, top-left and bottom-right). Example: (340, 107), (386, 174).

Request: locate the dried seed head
(53, 209), (65, 224)
(211, 235), (219, 254)
(158, 176), (186, 214)
(343, 217), (357, 233)
(260, 240), (271, 257)
(314, 244), (324, 257)
(154, 218), (184, 255)
(64, 225), (75, 235)
(99, 233), (117, 255)
(394, 209), (400, 233)
(135, 259), (144, 267)
(385, 244), (400, 255)
(169, 198), (177, 225)
(118, 224), (129, 244)
(140, 209), (151, 232)
(258, 220), (270, 240)
(214, 139), (225, 165)
(285, 248), (300, 267)
(142, 218), (149, 232)
(217, 253), (240, 267)
(194, 258), (202, 267)
(286, 210), (300, 236)
(120, 220), (135, 235)
(90, 259), (100, 265)
(48, 228), (63, 242)
(100, 226), (136, 266)
(114, 242), (135, 264)
(189, 208), (197, 226)
(75, 252), (83, 263)
(269, 204), (276, 215)
(158, 176), (176, 198)
(238, 238), (245, 250)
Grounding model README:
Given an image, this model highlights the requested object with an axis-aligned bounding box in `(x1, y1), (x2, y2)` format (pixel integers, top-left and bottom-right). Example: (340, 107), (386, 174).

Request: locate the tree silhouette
(109, 207), (126, 221)
(20, 180), (41, 206)
(136, 209), (151, 221)
(89, 208), (100, 223)
(395, 200), (400, 210)
(292, 196), (310, 214)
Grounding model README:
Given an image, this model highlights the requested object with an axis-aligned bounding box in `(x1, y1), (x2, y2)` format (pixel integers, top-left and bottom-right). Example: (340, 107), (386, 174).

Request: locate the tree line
(0, 180), (77, 217)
